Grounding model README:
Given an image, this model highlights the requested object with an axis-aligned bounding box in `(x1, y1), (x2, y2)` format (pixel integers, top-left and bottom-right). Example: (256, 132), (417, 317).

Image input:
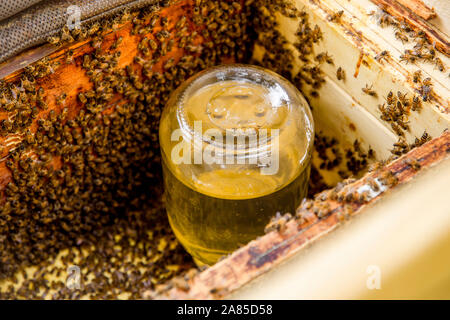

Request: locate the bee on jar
(380, 170), (399, 186)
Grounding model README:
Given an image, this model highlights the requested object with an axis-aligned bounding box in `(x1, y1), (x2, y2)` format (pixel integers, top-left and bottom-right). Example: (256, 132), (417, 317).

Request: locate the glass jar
(159, 64), (314, 265)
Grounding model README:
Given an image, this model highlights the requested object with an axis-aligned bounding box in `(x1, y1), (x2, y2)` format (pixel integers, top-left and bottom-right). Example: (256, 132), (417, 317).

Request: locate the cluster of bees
(375, 10), (446, 73)
(0, 0), (254, 299)
(0, 0), (438, 299)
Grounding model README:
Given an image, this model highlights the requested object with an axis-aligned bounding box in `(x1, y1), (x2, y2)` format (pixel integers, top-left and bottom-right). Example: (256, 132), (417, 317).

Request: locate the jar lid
(160, 64), (314, 199)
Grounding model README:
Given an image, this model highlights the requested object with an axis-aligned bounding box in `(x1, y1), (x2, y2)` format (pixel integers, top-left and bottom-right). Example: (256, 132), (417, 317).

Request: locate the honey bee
(397, 91), (408, 104)
(310, 90), (319, 98)
(78, 93), (87, 104)
(405, 158), (421, 171)
(65, 50), (74, 64)
(316, 52), (334, 64)
(160, 16), (169, 27)
(149, 39), (158, 50)
(400, 50), (417, 64)
(56, 93), (67, 105)
(367, 178), (380, 192)
(378, 11), (395, 27)
(394, 31), (408, 43)
(420, 131), (431, 144)
(380, 170), (398, 186)
(397, 118), (410, 131)
(391, 122), (404, 136)
(336, 67), (345, 81)
(87, 22), (100, 36)
(328, 10), (344, 22)
(362, 84), (377, 97)
(412, 70), (422, 83)
(357, 191), (371, 204)
(111, 36), (123, 50)
(175, 15), (187, 29)
(264, 212), (292, 234)
(422, 77), (432, 86)
(420, 79), (432, 101)
(434, 57), (445, 72)
(386, 91), (395, 105)
(312, 25), (323, 43)
(375, 50), (390, 63)
(411, 96), (422, 112)
(47, 36), (61, 46)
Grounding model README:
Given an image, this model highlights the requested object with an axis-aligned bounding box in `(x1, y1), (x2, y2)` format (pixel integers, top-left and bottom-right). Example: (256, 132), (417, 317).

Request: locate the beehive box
(0, 0), (448, 299)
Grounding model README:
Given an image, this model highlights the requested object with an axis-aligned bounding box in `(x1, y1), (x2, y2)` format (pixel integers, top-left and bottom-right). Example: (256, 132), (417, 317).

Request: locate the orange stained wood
(0, 0), (213, 193)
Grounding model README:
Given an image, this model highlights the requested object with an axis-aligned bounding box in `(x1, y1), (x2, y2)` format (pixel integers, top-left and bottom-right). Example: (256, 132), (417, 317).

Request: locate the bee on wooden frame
(328, 10), (344, 23)
(362, 84), (377, 97)
(375, 50), (390, 63)
(336, 67), (345, 81)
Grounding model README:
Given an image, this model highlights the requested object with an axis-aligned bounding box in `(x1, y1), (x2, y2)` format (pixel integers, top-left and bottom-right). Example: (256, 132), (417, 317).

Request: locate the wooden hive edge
(150, 129), (450, 299)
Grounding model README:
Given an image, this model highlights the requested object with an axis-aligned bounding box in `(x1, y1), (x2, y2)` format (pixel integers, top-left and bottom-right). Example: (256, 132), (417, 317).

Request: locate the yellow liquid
(160, 67), (314, 265)
(162, 159), (310, 265)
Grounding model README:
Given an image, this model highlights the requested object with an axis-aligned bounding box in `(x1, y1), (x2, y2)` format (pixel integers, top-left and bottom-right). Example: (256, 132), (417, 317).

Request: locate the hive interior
(0, 0), (447, 299)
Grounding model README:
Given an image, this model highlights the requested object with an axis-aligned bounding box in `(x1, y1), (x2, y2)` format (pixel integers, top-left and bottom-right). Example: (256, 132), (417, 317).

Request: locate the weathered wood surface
(395, 0), (436, 20)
